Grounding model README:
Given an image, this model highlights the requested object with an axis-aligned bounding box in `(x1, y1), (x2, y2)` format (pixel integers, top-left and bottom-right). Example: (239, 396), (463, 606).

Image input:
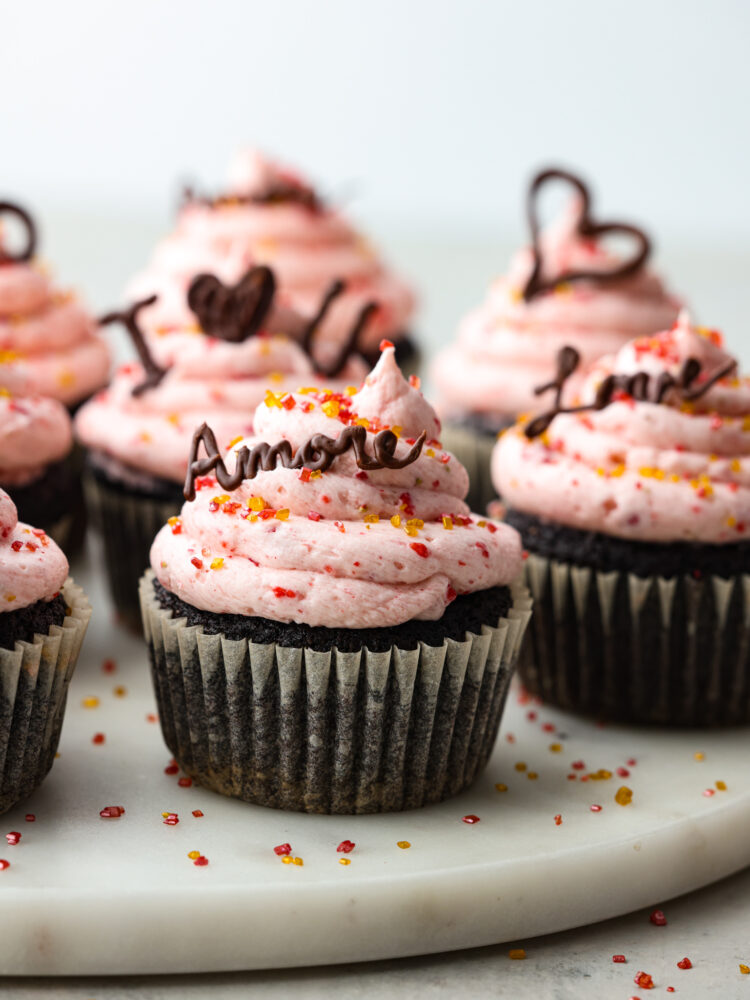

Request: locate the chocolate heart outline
(187, 266), (276, 343)
(0, 201), (37, 264)
(521, 168), (651, 302)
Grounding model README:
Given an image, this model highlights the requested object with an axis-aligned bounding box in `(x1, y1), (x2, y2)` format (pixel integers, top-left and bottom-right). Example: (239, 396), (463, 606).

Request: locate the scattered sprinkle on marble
(634, 970), (654, 989)
(178, 777), (193, 788)
(627, 758), (637, 767)
(617, 767), (630, 777)
(716, 780), (727, 791)
(81, 696), (100, 709)
(193, 855), (209, 867)
(187, 850), (200, 860)
(24, 814), (34, 823)
(495, 783), (508, 793)
(92, 733), (105, 745)
(397, 841), (411, 849)
(292, 857), (304, 866)
(704, 789), (716, 797)
(590, 804), (602, 813)
(554, 814), (562, 826)
(613, 954), (627, 963)
(102, 658), (116, 674)
(462, 815), (481, 824)
(508, 948), (526, 960)
(572, 760), (585, 770)
(615, 786), (634, 806)
(542, 723), (555, 732)
(163, 813), (179, 826)
(549, 743), (562, 753)
(338, 858), (351, 866)
(113, 685), (127, 698)
(740, 963), (749, 974)
(337, 840), (355, 853)
(515, 762), (527, 772)
(192, 810), (204, 818)
(146, 713), (158, 723)
(99, 806), (125, 819)
(694, 752), (705, 761)
(677, 957), (692, 969)
(527, 771), (538, 780)
(0, 860), (10, 871)
(274, 843), (292, 856)
(5, 832), (20, 845)
(649, 909), (667, 926)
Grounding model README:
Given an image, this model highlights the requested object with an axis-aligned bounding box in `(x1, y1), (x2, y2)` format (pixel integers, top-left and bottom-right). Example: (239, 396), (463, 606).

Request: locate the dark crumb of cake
(0, 594), (67, 651)
(152, 577), (512, 652)
(506, 508), (750, 579)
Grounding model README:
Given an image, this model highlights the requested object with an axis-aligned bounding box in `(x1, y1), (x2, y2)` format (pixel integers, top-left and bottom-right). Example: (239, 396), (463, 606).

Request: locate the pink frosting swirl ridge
(0, 258), (110, 406)
(0, 489), (68, 611)
(432, 198), (681, 422)
(0, 389), (72, 486)
(493, 314), (750, 544)
(127, 149), (415, 355)
(151, 347), (522, 626)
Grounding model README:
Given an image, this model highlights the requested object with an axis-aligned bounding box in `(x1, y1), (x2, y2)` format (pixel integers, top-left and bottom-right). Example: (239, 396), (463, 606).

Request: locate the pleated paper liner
(439, 423), (503, 516)
(519, 551), (750, 726)
(140, 571), (532, 814)
(84, 473), (181, 633)
(0, 580), (91, 814)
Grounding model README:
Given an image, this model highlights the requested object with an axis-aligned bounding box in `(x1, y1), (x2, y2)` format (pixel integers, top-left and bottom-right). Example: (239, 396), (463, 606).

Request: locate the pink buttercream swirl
(0, 389), (72, 486)
(127, 149), (415, 355)
(432, 197), (681, 422)
(0, 489), (69, 611)
(0, 253), (110, 406)
(493, 314), (750, 544)
(151, 348), (522, 627)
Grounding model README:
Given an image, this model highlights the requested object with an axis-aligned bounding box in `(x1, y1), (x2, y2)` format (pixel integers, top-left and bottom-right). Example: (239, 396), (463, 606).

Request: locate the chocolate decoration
(0, 202), (37, 264)
(99, 295), (168, 397)
(181, 179), (320, 213)
(184, 422), (427, 501)
(524, 345), (737, 439)
(521, 168), (651, 302)
(300, 279), (378, 378)
(187, 266), (276, 343)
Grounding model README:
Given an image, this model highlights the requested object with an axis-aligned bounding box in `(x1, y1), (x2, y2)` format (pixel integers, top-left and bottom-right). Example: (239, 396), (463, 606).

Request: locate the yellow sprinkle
(345, 386), (357, 396)
(390, 515), (401, 528)
(549, 743), (562, 753)
(161, 812), (170, 818)
(615, 785), (633, 806)
(213, 494), (230, 505)
(322, 400), (340, 419)
(4, 594), (16, 604)
(338, 858), (351, 866)
(113, 686), (127, 698)
(426, 448), (435, 458)
(740, 963), (750, 974)
(509, 948), (526, 960)
(527, 771), (538, 780)
(268, 372), (283, 384)
(716, 780), (727, 791)
(555, 282), (572, 295)
(228, 435), (243, 448)
(210, 557), (224, 570)
(281, 855), (293, 865)
(187, 850), (200, 860)
(166, 413), (180, 426)
(442, 516), (454, 530)
(610, 464), (626, 478)
(310, 470), (322, 479)
(727, 516), (738, 528)
(397, 840), (411, 849)
(276, 509), (290, 521)
(354, 417), (370, 429)
(0, 387), (10, 397)
(264, 390), (283, 408)
(596, 467), (606, 477)
(292, 856), (304, 866)
(670, 474), (681, 483)
(514, 762), (527, 772)
(391, 425), (402, 438)
(57, 370), (76, 388)
(743, 417), (750, 432)
(406, 518), (424, 529)
(247, 496), (267, 511)
(694, 751), (705, 761)
(167, 516), (180, 528)
(363, 513), (380, 524)
(588, 769), (612, 781)
(509, 287), (523, 303)
(297, 386), (321, 395)
(82, 697), (100, 709)
(404, 526), (418, 537)
(495, 783), (508, 792)
(731, 458), (742, 473)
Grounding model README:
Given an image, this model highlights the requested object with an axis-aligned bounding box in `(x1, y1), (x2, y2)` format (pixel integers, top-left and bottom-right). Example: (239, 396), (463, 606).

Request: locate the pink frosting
(0, 489), (68, 612)
(432, 198), (681, 422)
(493, 314), (750, 544)
(0, 390), (72, 486)
(126, 150), (415, 355)
(75, 316), (369, 484)
(151, 347), (522, 626)
(0, 259), (110, 406)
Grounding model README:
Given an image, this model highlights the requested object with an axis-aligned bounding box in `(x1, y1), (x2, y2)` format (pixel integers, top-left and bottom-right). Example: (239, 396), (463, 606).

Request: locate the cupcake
(0, 382), (82, 552)
(0, 200), (109, 411)
(140, 346), (531, 814)
(0, 489), (91, 813)
(76, 265), (372, 631)
(126, 149), (418, 370)
(432, 168), (681, 512)
(493, 312), (749, 726)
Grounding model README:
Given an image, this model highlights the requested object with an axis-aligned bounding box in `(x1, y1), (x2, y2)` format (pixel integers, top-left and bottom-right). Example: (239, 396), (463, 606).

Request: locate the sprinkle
(247, 496), (267, 511)
(292, 857), (304, 866)
(190, 557), (203, 570)
(397, 841), (411, 849)
(163, 813), (179, 826)
(92, 733), (105, 745)
(590, 804), (602, 812)
(275, 509), (290, 521)
(716, 780), (727, 791)
(308, 511), (322, 521)
(193, 855), (209, 866)
(442, 515), (454, 530)
(210, 557), (224, 570)
(281, 855), (293, 865)
(410, 542), (429, 558)
(462, 814), (481, 824)
(527, 771), (538, 780)
(264, 390), (283, 408)
(703, 788), (715, 797)
(409, 374), (421, 389)
(549, 743), (562, 753)
(5, 832), (20, 846)
(390, 515), (401, 528)
(634, 971), (654, 989)
(146, 714), (158, 723)
(495, 783), (508, 792)
(274, 843), (292, 856)
(676, 957), (692, 969)
(617, 767), (630, 777)
(554, 814), (562, 826)
(515, 762), (527, 772)
(164, 763), (179, 775)
(588, 768), (613, 781)
(187, 850), (200, 859)
(99, 806), (125, 819)
(740, 964), (749, 974)
(168, 516), (182, 535)
(615, 786), (633, 806)
(322, 399), (340, 419)
(338, 858), (351, 865)
(649, 909), (667, 926)
(113, 685), (127, 698)
(81, 697), (100, 709)
(0, 861), (10, 871)
(571, 760), (585, 770)
(178, 777), (193, 788)
(508, 949), (526, 960)
(379, 339), (394, 351)
(363, 513), (380, 524)
(192, 810), (204, 818)
(613, 954), (627, 963)
(25, 815), (35, 823)
(102, 658), (117, 673)
(337, 840), (355, 853)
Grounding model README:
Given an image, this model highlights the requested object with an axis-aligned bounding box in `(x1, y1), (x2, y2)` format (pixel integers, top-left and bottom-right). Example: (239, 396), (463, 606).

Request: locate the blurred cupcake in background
(432, 168), (681, 512)
(141, 345), (530, 814)
(0, 489), (91, 814)
(0, 200), (110, 412)
(76, 264), (373, 630)
(493, 312), (750, 726)
(127, 148), (418, 370)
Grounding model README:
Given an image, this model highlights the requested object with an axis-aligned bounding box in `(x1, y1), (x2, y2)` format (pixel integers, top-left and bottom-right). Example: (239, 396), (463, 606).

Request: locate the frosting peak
(0, 489), (68, 612)
(354, 347), (441, 440)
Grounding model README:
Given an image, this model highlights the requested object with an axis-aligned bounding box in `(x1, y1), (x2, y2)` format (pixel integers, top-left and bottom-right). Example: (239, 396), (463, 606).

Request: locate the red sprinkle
(572, 760), (586, 770)
(281, 395), (296, 411)
(634, 971), (654, 989)
(542, 722), (555, 732)
(308, 511), (322, 521)
(178, 777), (193, 788)
(677, 957), (692, 970)
(0, 860), (10, 871)
(193, 855), (209, 866)
(617, 767), (630, 777)
(337, 840), (355, 853)
(24, 814), (35, 823)
(99, 806), (125, 819)
(649, 908), (667, 926)
(164, 764), (179, 775)
(627, 758), (637, 766)
(462, 814), (481, 824)
(10, 540), (22, 552)
(192, 810), (204, 818)
(554, 814), (562, 826)
(102, 658), (117, 673)
(590, 804), (602, 812)
(274, 843), (292, 856)
(92, 733), (105, 745)
(410, 542), (429, 558)
(272, 587), (296, 599)
(299, 467), (312, 482)
(5, 832), (21, 846)
(613, 954), (627, 963)
(379, 339), (394, 351)
(190, 557), (203, 570)
(163, 813), (179, 826)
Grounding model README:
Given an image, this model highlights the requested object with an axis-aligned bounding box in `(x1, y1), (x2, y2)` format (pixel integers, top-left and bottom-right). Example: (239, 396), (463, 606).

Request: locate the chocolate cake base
(2, 455), (86, 557)
(141, 573), (531, 813)
(0, 595), (67, 651)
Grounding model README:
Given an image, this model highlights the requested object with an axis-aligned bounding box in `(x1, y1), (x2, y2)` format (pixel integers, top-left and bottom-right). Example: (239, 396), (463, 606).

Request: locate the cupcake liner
(519, 551), (750, 726)
(84, 472), (180, 632)
(140, 571), (532, 814)
(0, 580), (91, 814)
(439, 423), (501, 516)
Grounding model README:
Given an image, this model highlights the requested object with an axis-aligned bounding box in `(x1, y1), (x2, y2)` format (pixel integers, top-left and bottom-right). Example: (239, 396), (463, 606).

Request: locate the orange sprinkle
(509, 949), (526, 960)
(495, 783), (508, 792)
(549, 743), (562, 753)
(615, 786), (633, 806)
(276, 509), (290, 521)
(527, 771), (538, 780)
(514, 762), (527, 772)
(694, 752), (705, 761)
(740, 964), (750, 974)
(716, 780), (727, 791)
(187, 850), (200, 860)
(397, 841), (411, 849)
(292, 857), (304, 866)
(113, 686), (127, 698)
(338, 858), (351, 866)
(82, 697), (100, 709)
(281, 855), (293, 865)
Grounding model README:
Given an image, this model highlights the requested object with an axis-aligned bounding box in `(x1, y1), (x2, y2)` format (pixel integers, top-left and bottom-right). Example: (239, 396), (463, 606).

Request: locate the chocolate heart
(521, 168), (651, 301)
(0, 201), (37, 264)
(187, 266), (276, 342)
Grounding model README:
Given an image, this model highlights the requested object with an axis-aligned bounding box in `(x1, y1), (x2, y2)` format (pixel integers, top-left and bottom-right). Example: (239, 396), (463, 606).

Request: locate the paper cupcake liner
(139, 571), (532, 814)
(0, 580), (91, 814)
(84, 472), (180, 632)
(518, 551), (750, 726)
(439, 423), (502, 516)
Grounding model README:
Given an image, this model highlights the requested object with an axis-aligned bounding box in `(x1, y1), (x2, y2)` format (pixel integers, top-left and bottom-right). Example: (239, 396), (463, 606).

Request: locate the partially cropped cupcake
(76, 265), (371, 630)
(493, 312), (750, 726)
(0, 489), (91, 813)
(0, 382), (82, 552)
(127, 148), (417, 369)
(141, 346), (531, 813)
(432, 168), (681, 512)
(0, 200), (109, 410)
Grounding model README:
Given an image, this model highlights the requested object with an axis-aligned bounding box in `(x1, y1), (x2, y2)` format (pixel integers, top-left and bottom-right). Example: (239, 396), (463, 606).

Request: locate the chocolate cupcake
(432, 168), (681, 512)
(127, 149), (419, 370)
(141, 346), (531, 813)
(493, 312), (750, 726)
(76, 265), (372, 631)
(0, 490), (91, 813)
